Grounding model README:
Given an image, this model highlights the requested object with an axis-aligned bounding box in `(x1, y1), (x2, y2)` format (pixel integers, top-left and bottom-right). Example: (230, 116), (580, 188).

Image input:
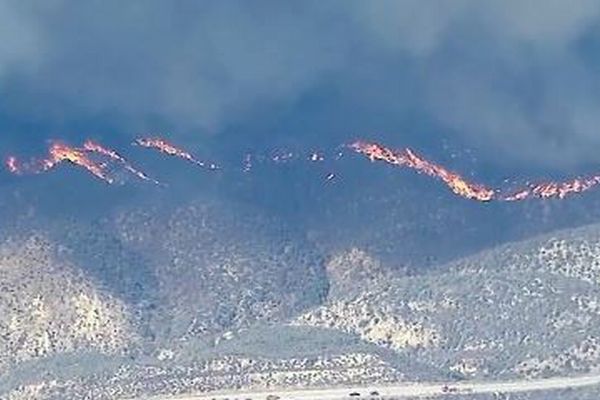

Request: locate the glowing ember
(5, 156), (19, 174)
(309, 152), (325, 162)
(135, 137), (218, 170)
(503, 176), (600, 201)
(502, 189), (530, 202)
(349, 140), (496, 202)
(271, 151), (295, 163)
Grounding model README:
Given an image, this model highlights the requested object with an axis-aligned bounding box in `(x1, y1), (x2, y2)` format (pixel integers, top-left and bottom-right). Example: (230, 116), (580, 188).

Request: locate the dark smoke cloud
(2, 1), (600, 168)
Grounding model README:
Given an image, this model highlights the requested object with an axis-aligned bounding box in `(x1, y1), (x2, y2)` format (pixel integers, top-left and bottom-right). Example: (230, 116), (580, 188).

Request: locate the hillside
(0, 234), (137, 374)
(296, 223), (600, 381)
(0, 195), (330, 393)
(109, 196), (328, 341)
(2, 213), (600, 398)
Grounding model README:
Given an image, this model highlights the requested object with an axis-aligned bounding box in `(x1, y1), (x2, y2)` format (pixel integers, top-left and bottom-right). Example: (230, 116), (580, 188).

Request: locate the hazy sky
(3, 0), (600, 173)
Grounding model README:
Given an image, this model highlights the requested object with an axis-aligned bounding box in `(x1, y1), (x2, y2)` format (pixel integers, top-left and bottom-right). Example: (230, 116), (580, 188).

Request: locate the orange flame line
(83, 140), (159, 184)
(134, 137), (218, 170)
(349, 140), (600, 202)
(349, 141), (496, 202)
(6, 140), (161, 185)
(45, 142), (114, 184)
(6, 136), (600, 202)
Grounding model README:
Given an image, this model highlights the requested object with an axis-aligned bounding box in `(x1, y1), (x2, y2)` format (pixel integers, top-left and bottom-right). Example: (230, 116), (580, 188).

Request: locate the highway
(144, 372), (600, 399)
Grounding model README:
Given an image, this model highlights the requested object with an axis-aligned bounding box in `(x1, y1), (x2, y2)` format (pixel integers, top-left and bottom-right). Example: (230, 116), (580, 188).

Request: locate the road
(145, 373), (600, 399)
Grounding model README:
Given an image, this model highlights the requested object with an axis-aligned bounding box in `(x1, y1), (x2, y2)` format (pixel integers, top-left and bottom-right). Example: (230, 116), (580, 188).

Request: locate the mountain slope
(295, 224), (600, 380)
(0, 194), (329, 384)
(0, 234), (137, 375)
(3, 212), (600, 398)
(110, 196), (328, 340)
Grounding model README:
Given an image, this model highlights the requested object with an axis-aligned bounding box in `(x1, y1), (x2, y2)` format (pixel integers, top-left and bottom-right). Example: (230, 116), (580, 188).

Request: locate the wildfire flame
(83, 140), (158, 184)
(134, 137), (218, 170)
(6, 140), (154, 184)
(349, 140), (600, 202)
(42, 142), (114, 183)
(349, 140), (496, 202)
(6, 135), (600, 202)
(502, 176), (600, 201)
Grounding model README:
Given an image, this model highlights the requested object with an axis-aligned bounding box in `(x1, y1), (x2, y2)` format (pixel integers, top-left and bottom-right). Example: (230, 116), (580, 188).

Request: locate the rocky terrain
(1, 197), (600, 398)
(0, 234), (136, 374)
(295, 244), (600, 381)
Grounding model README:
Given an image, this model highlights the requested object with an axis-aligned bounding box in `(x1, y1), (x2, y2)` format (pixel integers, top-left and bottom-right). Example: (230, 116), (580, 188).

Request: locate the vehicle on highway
(442, 385), (459, 393)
